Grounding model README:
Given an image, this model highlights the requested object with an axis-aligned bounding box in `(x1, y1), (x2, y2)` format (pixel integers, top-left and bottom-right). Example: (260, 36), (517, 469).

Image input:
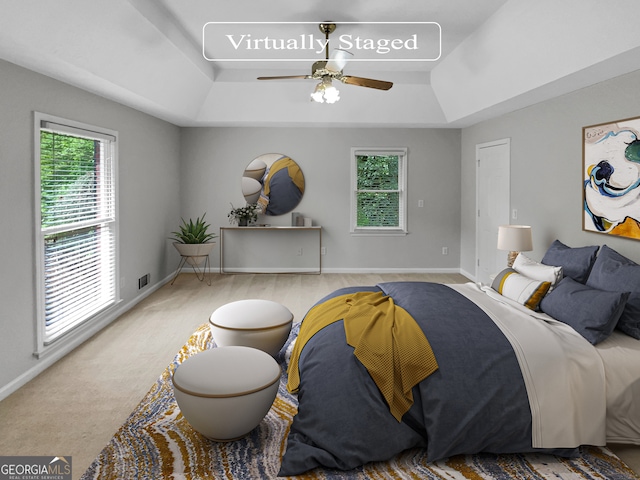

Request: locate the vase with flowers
(228, 203), (259, 226)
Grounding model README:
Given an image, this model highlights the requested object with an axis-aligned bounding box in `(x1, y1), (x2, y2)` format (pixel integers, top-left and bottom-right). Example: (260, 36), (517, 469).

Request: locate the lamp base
(507, 251), (519, 268)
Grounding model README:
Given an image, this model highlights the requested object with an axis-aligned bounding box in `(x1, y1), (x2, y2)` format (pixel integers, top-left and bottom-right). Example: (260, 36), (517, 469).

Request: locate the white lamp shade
(325, 49), (353, 72)
(497, 225), (533, 252)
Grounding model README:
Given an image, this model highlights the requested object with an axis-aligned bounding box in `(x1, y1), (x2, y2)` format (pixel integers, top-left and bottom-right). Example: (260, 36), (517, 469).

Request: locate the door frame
(475, 138), (511, 283)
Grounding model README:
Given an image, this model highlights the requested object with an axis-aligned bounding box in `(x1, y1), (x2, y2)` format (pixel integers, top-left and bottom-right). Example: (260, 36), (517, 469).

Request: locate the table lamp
(497, 225), (533, 267)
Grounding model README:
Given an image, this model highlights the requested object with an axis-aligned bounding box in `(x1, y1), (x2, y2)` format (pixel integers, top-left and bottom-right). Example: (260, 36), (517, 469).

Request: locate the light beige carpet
(0, 272), (638, 479)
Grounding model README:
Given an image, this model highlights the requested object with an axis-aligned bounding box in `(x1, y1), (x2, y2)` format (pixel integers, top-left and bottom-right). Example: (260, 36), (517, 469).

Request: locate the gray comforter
(278, 282), (577, 476)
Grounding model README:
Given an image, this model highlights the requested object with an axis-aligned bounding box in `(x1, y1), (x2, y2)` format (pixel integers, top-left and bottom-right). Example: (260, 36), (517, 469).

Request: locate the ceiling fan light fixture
(310, 78), (340, 104)
(310, 83), (325, 103)
(259, 23), (392, 100)
(323, 84), (340, 104)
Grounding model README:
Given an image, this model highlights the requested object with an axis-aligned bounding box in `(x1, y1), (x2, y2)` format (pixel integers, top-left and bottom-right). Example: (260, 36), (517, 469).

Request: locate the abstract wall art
(583, 116), (640, 240)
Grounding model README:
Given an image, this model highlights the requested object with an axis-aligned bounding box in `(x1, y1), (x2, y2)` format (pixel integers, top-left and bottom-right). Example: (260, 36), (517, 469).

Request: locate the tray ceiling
(0, 0), (639, 128)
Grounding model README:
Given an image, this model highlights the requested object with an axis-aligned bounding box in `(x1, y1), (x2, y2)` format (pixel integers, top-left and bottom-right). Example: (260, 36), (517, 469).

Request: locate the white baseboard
(459, 268), (476, 282)
(320, 267), (465, 274)
(214, 266), (466, 275)
(0, 273), (174, 402)
(205, 266), (468, 275)
(219, 267), (321, 274)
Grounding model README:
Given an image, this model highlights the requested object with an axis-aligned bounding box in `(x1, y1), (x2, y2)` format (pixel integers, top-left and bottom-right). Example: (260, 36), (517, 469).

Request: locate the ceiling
(1, 0), (639, 128)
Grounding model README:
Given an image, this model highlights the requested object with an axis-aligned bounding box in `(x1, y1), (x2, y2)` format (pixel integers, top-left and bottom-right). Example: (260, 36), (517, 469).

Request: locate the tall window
(35, 113), (118, 350)
(350, 147), (407, 235)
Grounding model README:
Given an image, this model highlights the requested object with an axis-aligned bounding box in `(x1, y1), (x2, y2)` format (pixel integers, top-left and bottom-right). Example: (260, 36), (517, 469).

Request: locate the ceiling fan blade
(340, 76), (393, 90)
(325, 49), (353, 72)
(257, 75), (311, 80)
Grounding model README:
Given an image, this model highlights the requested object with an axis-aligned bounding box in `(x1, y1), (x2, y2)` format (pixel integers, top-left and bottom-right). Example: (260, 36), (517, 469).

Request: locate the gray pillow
(541, 240), (599, 284)
(586, 245), (640, 339)
(540, 276), (629, 345)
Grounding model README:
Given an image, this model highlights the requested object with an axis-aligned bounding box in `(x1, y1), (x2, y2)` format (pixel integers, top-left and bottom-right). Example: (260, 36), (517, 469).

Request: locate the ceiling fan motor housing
(312, 60), (328, 75)
(318, 23), (336, 35)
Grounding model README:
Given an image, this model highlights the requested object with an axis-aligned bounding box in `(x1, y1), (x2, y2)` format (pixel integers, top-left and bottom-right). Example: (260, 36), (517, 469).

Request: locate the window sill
(350, 230), (408, 237)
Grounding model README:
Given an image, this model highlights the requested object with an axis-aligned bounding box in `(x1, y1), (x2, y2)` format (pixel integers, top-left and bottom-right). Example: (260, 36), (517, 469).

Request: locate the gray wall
(0, 60), (181, 395)
(180, 127), (462, 271)
(460, 69), (640, 276)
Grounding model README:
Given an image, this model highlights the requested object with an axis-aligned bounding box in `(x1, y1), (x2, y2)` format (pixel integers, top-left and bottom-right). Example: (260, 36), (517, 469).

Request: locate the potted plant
(170, 213), (217, 265)
(228, 203), (259, 226)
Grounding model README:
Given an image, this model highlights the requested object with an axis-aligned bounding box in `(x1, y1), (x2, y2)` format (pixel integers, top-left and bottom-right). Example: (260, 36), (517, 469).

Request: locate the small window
(35, 113), (118, 353)
(350, 147), (407, 235)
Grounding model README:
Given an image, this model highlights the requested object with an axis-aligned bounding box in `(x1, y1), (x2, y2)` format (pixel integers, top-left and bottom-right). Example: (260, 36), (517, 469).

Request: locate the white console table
(220, 226), (322, 274)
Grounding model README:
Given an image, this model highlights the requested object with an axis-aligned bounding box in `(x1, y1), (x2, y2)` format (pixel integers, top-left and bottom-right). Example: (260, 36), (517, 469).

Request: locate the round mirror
(242, 153), (305, 216)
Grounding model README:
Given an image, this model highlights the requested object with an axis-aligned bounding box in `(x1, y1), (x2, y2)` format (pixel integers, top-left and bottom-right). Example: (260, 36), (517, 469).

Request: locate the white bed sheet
(596, 330), (640, 445)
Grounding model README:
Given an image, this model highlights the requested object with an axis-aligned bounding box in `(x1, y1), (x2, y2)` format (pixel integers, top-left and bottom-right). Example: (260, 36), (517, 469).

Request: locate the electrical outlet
(297, 248), (303, 256)
(442, 247), (448, 255)
(321, 247), (327, 255)
(418, 199), (424, 208)
(512, 209), (518, 220)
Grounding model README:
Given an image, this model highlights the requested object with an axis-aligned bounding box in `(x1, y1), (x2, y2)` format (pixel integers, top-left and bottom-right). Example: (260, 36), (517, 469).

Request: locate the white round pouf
(209, 299), (293, 357)
(172, 346), (280, 441)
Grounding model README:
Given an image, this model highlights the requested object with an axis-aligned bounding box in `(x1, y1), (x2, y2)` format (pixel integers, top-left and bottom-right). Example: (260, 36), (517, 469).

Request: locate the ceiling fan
(257, 23), (393, 103)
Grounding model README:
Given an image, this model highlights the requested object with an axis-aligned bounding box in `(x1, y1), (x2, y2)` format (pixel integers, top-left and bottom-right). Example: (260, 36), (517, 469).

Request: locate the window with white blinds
(350, 147), (407, 235)
(35, 113), (118, 348)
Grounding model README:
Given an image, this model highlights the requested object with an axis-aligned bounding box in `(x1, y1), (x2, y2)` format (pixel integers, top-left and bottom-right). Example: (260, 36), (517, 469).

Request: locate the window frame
(34, 112), (120, 357)
(350, 147), (408, 236)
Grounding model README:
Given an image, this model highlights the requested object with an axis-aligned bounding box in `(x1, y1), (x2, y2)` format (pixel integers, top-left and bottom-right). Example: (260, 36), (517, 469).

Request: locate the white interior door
(476, 139), (510, 285)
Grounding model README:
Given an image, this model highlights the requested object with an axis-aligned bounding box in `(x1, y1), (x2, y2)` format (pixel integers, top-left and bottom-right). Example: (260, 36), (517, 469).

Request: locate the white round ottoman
(209, 299), (293, 357)
(172, 346), (280, 441)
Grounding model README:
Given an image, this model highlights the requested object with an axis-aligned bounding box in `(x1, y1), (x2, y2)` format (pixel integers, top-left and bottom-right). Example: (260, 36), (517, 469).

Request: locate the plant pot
(238, 218), (248, 227)
(173, 242), (216, 266)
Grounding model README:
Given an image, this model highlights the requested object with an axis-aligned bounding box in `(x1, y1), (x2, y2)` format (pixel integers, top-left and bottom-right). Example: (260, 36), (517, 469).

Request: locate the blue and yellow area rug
(81, 324), (639, 479)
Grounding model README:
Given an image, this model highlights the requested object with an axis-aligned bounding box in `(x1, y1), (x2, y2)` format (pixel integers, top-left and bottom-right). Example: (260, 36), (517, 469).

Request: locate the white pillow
(513, 253), (563, 289)
(492, 268), (551, 310)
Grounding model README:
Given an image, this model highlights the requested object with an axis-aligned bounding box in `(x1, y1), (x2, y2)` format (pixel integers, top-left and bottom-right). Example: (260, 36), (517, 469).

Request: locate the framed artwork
(241, 153), (305, 216)
(583, 116), (640, 240)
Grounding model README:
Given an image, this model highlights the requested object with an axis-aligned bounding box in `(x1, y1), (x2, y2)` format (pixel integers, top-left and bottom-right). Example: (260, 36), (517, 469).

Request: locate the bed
(278, 240), (640, 476)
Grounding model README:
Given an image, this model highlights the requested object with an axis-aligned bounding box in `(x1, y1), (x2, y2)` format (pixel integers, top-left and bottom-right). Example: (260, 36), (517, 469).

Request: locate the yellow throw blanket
(287, 291), (438, 421)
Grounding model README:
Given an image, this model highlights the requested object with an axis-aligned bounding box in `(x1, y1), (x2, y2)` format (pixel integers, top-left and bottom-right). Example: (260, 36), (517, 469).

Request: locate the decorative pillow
(541, 240), (599, 284)
(491, 268), (551, 310)
(513, 253), (563, 290)
(586, 245), (640, 339)
(540, 276), (629, 345)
